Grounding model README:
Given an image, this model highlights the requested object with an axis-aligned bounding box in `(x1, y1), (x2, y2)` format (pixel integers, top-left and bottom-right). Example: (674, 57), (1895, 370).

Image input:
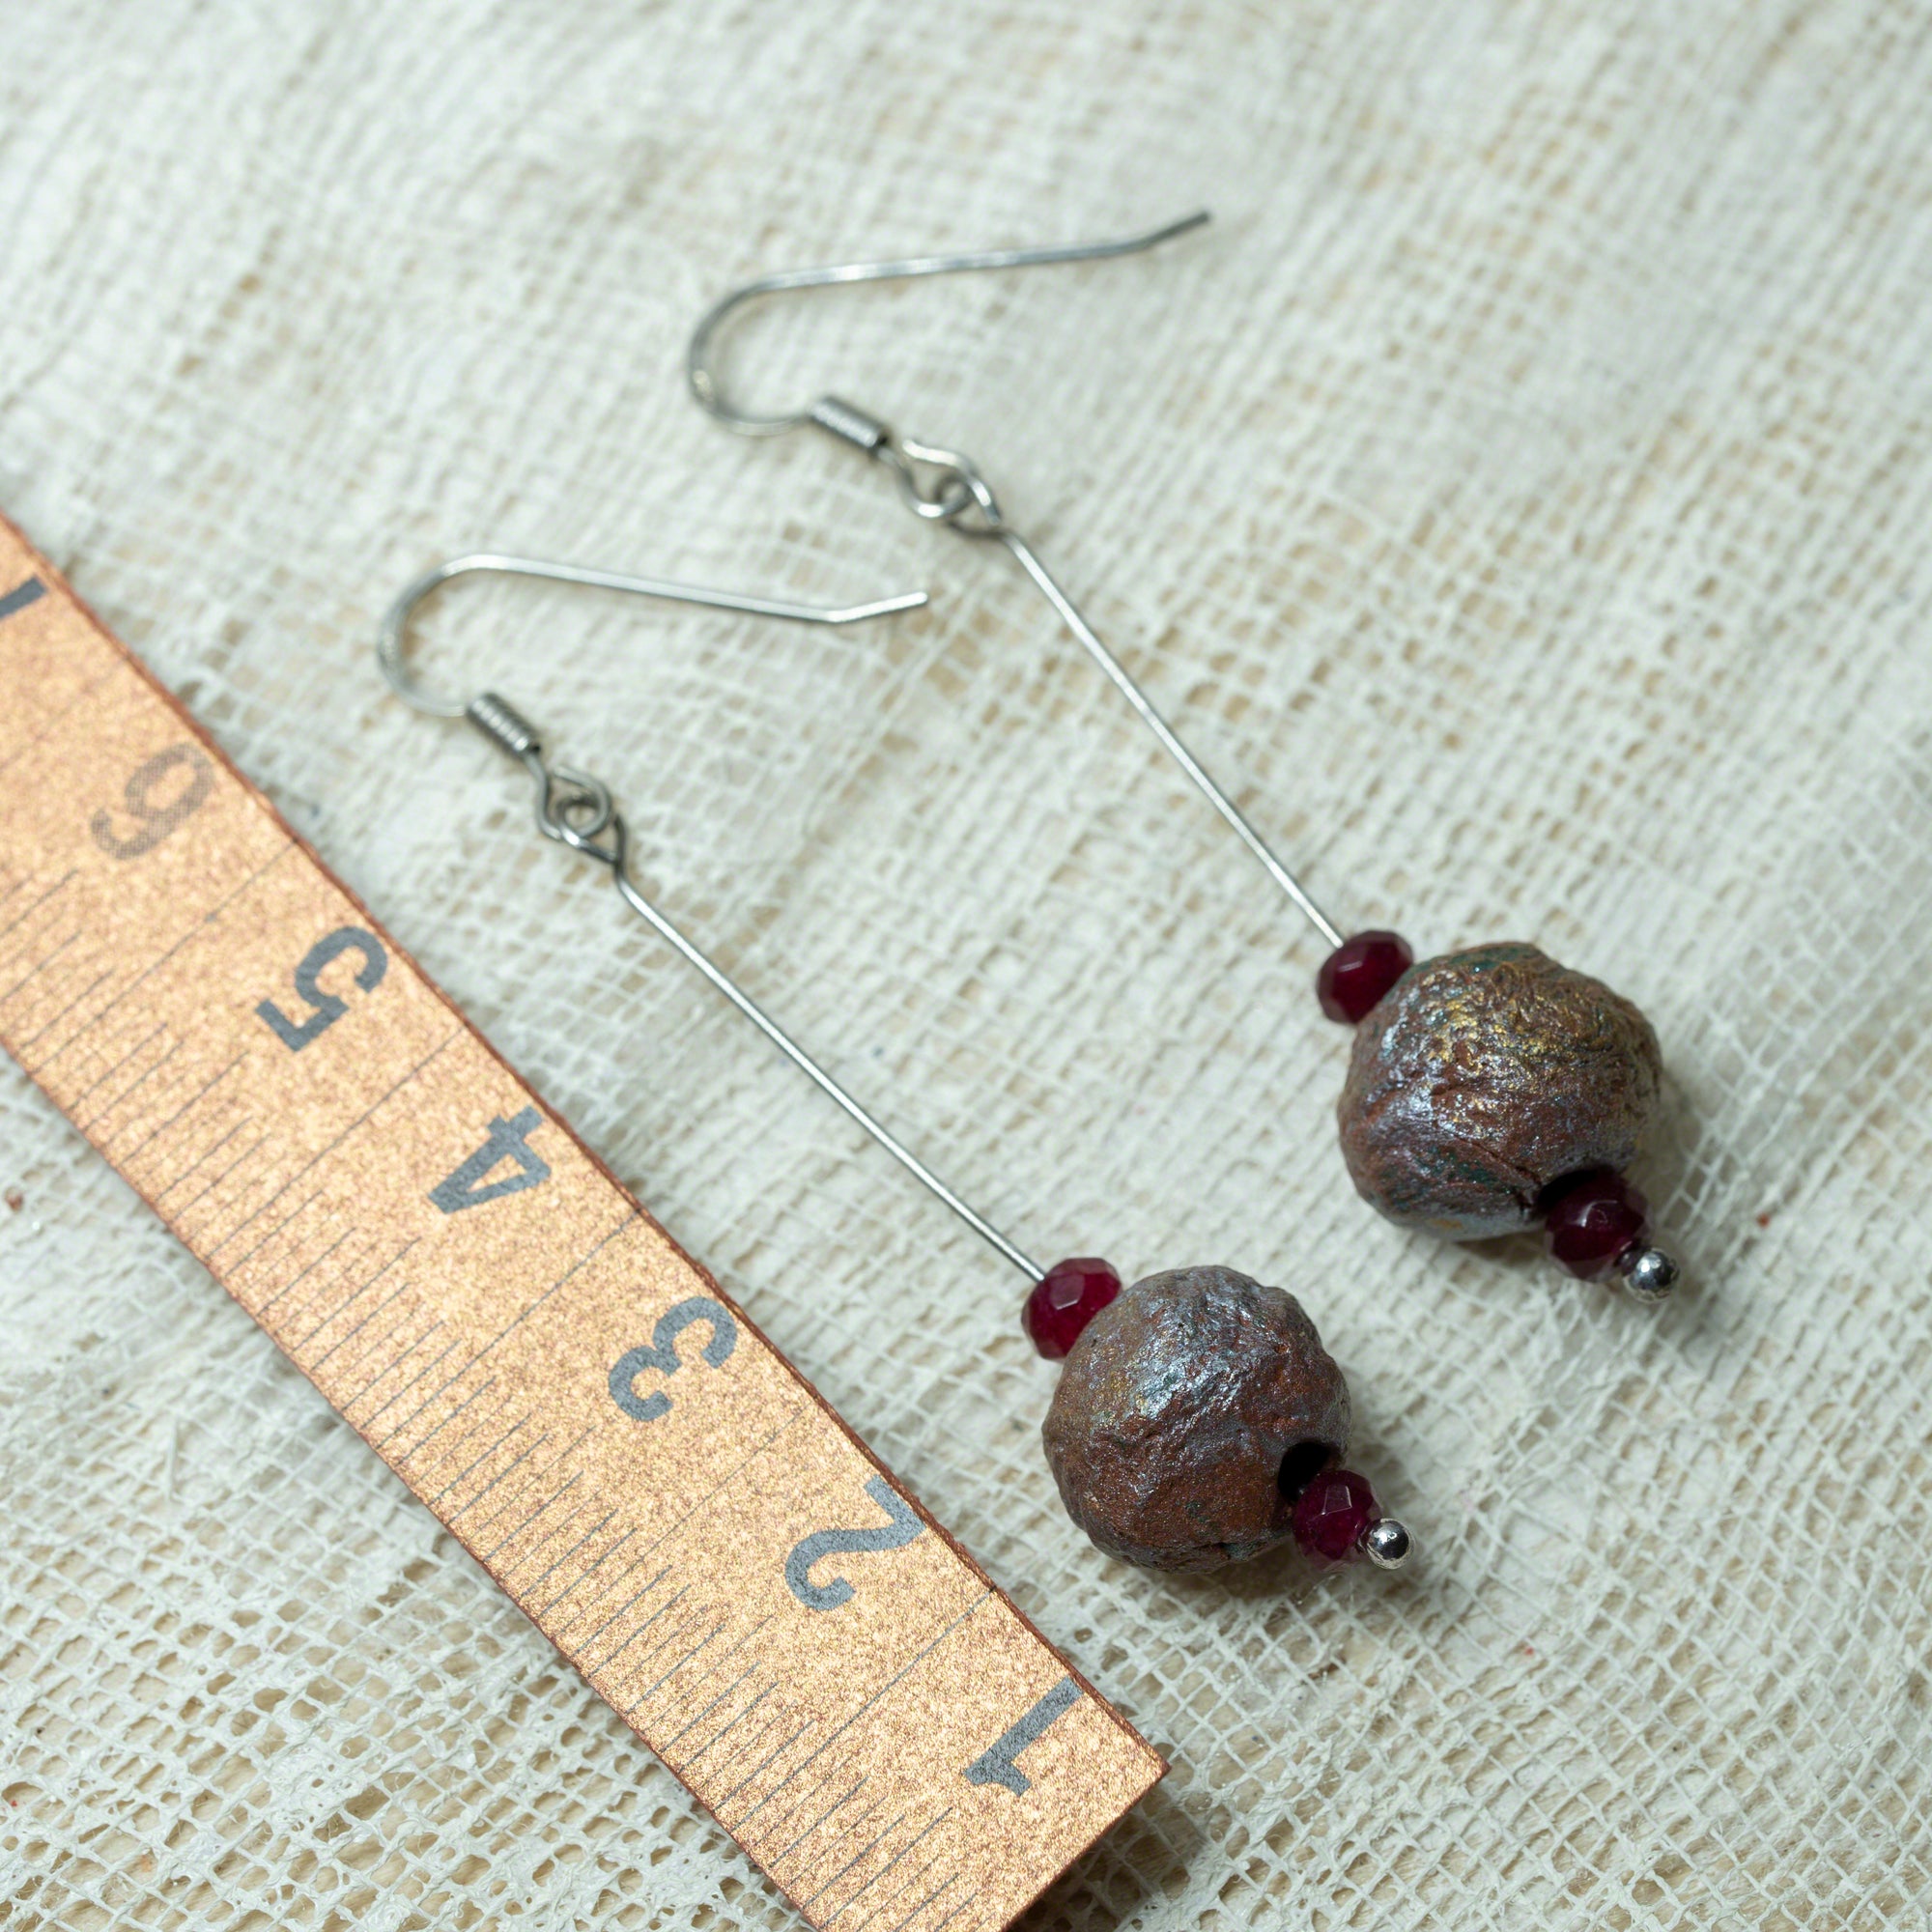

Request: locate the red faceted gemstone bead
(1317, 930), (1414, 1024)
(1543, 1168), (1650, 1279)
(1292, 1466), (1379, 1562)
(1023, 1258), (1122, 1360)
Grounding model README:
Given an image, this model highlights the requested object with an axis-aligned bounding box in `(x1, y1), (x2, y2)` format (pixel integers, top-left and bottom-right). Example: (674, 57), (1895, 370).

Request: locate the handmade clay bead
(1337, 941), (1662, 1240)
(1041, 1265), (1351, 1572)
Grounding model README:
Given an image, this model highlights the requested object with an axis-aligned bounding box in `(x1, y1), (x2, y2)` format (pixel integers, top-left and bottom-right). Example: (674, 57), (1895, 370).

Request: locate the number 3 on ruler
(609, 1297), (737, 1422)
(256, 926), (387, 1050)
(90, 743), (212, 859)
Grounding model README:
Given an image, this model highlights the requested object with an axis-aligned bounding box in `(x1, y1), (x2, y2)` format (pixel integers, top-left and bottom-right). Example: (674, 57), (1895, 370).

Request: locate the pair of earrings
(380, 213), (1680, 1579)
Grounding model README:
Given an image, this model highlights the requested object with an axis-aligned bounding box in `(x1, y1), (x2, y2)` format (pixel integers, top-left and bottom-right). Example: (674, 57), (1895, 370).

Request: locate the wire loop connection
(687, 210), (1348, 952)
(379, 554), (1043, 1281)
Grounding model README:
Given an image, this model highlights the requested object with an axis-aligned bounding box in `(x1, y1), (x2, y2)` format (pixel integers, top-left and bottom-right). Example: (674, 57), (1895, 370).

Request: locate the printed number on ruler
(0, 537), (1162, 1932)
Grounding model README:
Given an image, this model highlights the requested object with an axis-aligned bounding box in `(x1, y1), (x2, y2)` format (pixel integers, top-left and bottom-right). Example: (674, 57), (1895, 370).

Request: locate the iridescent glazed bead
(1040, 1265), (1351, 1572)
(1336, 942), (1662, 1240)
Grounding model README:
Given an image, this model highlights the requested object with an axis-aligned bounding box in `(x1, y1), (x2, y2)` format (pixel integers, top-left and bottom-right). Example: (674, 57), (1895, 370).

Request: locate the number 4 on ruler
(429, 1106), (552, 1212)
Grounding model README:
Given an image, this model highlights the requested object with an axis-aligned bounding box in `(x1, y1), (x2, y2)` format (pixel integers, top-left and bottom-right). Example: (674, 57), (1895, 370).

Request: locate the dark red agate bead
(1317, 930), (1413, 1024)
(1542, 1168), (1650, 1279)
(1291, 1465), (1381, 1561)
(1022, 1257), (1122, 1359)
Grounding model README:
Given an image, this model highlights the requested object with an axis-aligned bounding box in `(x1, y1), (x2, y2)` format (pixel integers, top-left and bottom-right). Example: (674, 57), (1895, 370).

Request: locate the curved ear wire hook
(688, 211), (1211, 437)
(684, 212), (1349, 952)
(378, 550), (927, 718)
(375, 551), (1040, 1279)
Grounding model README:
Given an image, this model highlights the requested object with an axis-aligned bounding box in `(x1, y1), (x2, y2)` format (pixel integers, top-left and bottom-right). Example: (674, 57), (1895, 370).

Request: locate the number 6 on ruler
(609, 1296), (737, 1422)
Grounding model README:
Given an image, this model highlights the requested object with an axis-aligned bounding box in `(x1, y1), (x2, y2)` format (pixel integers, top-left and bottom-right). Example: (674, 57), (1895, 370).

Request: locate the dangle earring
(378, 549), (1413, 1576)
(686, 213), (1681, 1305)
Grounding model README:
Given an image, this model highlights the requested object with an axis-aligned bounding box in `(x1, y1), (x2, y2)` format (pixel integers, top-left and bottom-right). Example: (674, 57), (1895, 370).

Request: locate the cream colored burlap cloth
(4, 3), (1929, 1926)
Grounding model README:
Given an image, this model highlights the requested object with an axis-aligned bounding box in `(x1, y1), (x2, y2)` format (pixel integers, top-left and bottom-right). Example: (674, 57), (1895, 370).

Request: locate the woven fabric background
(3, 3), (1930, 1926)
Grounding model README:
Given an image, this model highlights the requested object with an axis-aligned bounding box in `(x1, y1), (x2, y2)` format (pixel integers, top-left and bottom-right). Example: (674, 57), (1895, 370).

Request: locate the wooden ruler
(0, 516), (1163, 1929)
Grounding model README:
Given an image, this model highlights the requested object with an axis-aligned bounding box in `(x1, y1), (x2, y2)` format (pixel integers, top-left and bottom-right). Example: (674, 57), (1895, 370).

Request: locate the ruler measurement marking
(680, 1682), (778, 1766)
(304, 1270), (416, 1374)
(0, 869), (74, 950)
(627, 1616), (730, 1714)
(66, 1021), (168, 1111)
(221, 1187), (327, 1280)
(848, 1847), (952, 1932)
(112, 1052), (245, 1163)
(473, 1453), (583, 1553)
(434, 1420), (540, 1515)
(469, 1425), (593, 1527)
(773, 1779), (871, 1871)
(661, 1616), (776, 1727)
(336, 1309), (440, 1393)
(923, 1889), (979, 1932)
(735, 1594), (992, 1832)
(153, 1117), (252, 1202)
(477, 1468), (583, 1577)
(0, 523), (1160, 1932)
(14, 966), (117, 1055)
(188, 1134), (273, 1213)
(828, 1812), (955, 1926)
(663, 1662), (766, 1753)
(802, 1808), (917, 1915)
(0, 927), (82, 1009)
(77, 1034), (185, 1133)
(255, 1227), (356, 1316)
(570, 1565), (675, 1657)
(584, 1581), (690, 1678)
(539, 1524), (644, 1625)
(0, 575), (45, 618)
(205, 1029), (462, 1260)
(374, 1364), (491, 1455)
(38, 844), (296, 1072)
(289, 1240), (416, 1353)
(519, 1507), (620, 1603)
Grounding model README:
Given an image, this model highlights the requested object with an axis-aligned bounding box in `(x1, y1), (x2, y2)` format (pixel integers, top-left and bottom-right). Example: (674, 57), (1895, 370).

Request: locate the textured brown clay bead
(1337, 941), (1662, 1240)
(1041, 1265), (1351, 1572)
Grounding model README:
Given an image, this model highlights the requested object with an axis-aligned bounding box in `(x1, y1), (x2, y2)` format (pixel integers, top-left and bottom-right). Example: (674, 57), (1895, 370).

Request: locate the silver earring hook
(688, 211), (1211, 438)
(683, 212), (1349, 953)
(376, 551), (1043, 1282)
(378, 551), (928, 719)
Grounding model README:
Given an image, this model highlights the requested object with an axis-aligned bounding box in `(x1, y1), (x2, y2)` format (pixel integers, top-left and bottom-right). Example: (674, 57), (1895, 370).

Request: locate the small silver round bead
(1361, 1517), (1412, 1571)
(1619, 1245), (1680, 1305)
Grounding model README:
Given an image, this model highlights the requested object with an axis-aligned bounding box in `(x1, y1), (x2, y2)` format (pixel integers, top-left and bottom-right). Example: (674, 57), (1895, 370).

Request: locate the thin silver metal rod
(999, 529), (1346, 951)
(690, 213), (1212, 436)
(605, 863), (1043, 1281)
(380, 552), (929, 718)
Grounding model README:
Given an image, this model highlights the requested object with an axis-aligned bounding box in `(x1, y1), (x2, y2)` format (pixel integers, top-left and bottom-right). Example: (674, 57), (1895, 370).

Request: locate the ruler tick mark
(377, 1367), (492, 1457)
(0, 576), (46, 620)
(736, 1595), (992, 1833)
(773, 1781), (872, 1871)
(255, 1228), (355, 1317)
(827, 1809), (953, 1927)
(801, 1809), (911, 1914)
(464, 1428), (590, 1539)
(206, 1028), (461, 1259)
(14, 966), (115, 1055)
(65, 1021), (168, 1110)
(0, 870), (73, 951)
(428, 1416), (534, 1511)
(584, 1581), (689, 1680)
(521, 1508), (619, 1605)
(114, 1052), (245, 1163)
(305, 1266), (417, 1373)
(477, 1466), (583, 1566)
(77, 1033), (184, 1133)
